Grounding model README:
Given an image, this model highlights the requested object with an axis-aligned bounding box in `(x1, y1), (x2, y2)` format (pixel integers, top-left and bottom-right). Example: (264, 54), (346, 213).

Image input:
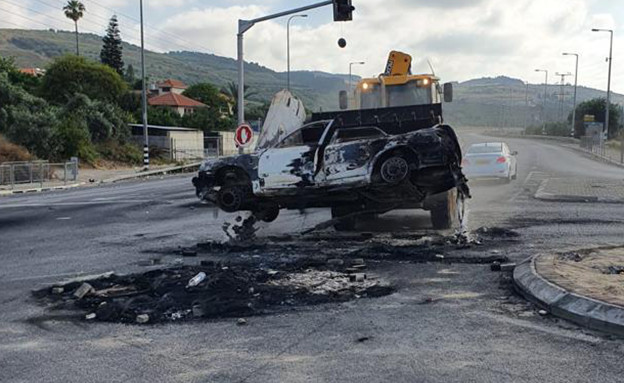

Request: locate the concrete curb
(101, 162), (202, 184)
(534, 179), (624, 203)
(513, 255), (624, 337)
(0, 182), (85, 197)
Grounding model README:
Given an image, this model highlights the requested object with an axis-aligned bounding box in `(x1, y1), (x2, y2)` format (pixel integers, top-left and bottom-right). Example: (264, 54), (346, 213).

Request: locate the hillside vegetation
(1, 28), (623, 127)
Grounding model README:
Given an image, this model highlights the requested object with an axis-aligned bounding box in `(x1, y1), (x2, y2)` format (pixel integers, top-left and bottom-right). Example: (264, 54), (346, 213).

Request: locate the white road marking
(55, 217), (71, 220)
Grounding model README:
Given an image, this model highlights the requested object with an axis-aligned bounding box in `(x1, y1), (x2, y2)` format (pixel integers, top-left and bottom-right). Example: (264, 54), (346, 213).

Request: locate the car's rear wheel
(331, 205), (358, 231)
(430, 188), (457, 230)
(379, 156), (409, 184)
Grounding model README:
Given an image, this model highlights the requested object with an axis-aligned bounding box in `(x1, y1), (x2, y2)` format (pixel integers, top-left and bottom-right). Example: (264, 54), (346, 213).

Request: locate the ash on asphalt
(33, 226), (516, 325)
(34, 260), (393, 325)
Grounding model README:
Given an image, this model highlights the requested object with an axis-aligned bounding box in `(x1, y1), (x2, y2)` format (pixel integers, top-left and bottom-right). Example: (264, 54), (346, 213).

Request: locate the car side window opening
(278, 124), (326, 148)
(330, 127), (385, 144)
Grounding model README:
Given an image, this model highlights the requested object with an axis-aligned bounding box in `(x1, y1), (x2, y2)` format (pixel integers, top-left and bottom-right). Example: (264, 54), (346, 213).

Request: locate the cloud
(4, 0), (624, 93)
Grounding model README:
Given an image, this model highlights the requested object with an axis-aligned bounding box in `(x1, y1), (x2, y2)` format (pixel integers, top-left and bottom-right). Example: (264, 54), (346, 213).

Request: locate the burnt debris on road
(33, 226), (514, 325)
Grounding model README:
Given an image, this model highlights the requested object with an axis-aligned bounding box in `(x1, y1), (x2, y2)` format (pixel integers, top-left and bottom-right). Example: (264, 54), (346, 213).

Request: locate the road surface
(1, 135), (624, 383)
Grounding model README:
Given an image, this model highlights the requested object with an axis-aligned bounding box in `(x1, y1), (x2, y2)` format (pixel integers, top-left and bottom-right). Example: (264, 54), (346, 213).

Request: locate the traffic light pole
(237, 1), (333, 129)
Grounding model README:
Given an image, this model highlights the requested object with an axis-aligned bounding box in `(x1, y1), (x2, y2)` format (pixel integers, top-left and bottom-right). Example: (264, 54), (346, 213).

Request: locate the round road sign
(235, 124), (254, 147)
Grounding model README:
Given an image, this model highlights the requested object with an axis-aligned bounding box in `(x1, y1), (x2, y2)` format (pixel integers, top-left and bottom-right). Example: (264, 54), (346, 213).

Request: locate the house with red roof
(154, 79), (187, 95)
(147, 79), (206, 117)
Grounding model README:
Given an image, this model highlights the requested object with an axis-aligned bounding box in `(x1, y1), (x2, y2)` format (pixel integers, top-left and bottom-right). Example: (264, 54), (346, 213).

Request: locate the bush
(0, 135), (34, 163)
(39, 55), (127, 105)
(54, 117), (98, 164)
(60, 94), (133, 142)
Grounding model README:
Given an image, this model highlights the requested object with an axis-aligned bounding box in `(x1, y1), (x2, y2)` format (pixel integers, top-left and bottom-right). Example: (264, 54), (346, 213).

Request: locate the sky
(1, 0), (624, 93)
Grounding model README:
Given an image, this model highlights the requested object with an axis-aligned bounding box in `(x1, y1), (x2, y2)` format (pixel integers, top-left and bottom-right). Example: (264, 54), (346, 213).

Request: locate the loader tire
(331, 206), (357, 231)
(430, 188), (457, 230)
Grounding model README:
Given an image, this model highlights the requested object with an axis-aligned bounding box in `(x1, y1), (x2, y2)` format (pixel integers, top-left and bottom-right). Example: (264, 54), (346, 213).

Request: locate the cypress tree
(100, 15), (124, 75)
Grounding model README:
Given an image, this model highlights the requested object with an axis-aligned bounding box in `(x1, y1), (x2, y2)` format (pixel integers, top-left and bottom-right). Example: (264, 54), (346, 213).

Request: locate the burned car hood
(256, 90), (306, 150)
(199, 153), (259, 174)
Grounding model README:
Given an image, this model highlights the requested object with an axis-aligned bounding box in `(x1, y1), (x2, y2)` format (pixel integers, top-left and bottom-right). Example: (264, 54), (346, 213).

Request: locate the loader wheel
(256, 203), (280, 223)
(430, 188), (457, 230)
(331, 206), (357, 231)
(379, 156), (409, 184)
(217, 186), (245, 213)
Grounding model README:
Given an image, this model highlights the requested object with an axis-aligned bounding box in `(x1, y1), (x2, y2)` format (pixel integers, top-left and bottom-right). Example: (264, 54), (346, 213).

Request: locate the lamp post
(348, 61), (365, 92)
(287, 14), (308, 91)
(139, 0), (149, 170)
(562, 53), (579, 137)
(535, 69), (548, 134)
(592, 29), (613, 149)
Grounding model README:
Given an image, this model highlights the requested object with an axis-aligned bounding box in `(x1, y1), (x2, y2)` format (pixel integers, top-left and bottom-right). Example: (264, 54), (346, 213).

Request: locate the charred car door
(320, 127), (388, 186)
(257, 122), (327, 193)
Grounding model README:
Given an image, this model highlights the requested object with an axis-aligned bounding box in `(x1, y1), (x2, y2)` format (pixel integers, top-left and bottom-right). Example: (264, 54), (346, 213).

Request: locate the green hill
(2, 28), (622, 127)
(0, 28), (348, 111)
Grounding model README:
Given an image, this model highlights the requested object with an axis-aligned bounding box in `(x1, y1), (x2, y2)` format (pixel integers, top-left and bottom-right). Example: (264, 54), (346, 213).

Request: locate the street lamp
(287, 14), (308, 91)
(535, 69), (548, 134)
(348, 61), (365, 92)
(592, 28), (613, 148)
(139, 0), (149, 170)
(562, 53), (579, 137)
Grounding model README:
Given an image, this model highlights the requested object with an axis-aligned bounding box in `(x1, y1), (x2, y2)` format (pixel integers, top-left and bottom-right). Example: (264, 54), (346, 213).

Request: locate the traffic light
(333, 0), (354, 22)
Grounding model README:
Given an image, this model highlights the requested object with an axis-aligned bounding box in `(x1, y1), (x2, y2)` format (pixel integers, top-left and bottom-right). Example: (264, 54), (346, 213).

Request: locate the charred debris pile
(34, 259), (393, 325)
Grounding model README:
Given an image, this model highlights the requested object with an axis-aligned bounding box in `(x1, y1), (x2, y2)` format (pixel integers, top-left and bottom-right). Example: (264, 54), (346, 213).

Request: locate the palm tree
(221, 81), (257, 113)
(63, 0), (86, 56)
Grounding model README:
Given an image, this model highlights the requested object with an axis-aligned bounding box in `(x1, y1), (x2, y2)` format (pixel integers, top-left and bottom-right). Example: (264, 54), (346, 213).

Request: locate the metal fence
(0, 160), (78, 189)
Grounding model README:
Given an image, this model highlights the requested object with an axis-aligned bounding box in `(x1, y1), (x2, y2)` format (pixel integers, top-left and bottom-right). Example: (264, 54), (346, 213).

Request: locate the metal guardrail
(0, 160), (78, 189)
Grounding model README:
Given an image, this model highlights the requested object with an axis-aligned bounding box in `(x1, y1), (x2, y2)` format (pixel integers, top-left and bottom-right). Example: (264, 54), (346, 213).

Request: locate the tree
(63, 0), (86, 56)
(124, 64), (135, 84)
(100, 15), (124, 75)
(220, 81), (257, 116)
(571, 98), (622, 138)
(40, 55), (127, 105)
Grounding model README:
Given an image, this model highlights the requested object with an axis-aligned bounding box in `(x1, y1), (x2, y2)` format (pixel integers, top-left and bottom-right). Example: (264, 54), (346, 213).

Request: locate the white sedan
(462, 142), (518, 182)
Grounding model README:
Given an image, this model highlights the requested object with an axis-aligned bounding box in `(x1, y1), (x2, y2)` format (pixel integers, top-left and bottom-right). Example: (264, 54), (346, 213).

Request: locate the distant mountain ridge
(1, 28), (622, 127)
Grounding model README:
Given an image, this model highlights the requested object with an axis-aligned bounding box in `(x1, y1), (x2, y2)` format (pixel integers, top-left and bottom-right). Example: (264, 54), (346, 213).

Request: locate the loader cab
(351, 75), (446, 110)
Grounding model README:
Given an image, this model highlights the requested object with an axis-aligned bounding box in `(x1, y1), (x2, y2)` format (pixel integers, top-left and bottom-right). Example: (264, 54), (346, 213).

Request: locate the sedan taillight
(496, 156), (507, 164)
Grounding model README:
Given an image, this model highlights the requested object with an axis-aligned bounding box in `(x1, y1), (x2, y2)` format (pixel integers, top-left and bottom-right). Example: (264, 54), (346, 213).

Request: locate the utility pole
(563, 53), (579, 136)
(287, 14), (308, 91)
(592, 28), (613, 148)
(524, 82), (529, 130)
(556, 72), (572, 121)
(535, 69), (548, 134)
(238, 1), (337, 126)
(237, 1), (352, 153)
(139, 0), (149, 170)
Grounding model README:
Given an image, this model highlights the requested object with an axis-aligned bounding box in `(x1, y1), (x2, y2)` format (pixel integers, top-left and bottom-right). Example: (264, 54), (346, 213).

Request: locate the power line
(55, 0), (211, 53)
(3, 0), (203, 54)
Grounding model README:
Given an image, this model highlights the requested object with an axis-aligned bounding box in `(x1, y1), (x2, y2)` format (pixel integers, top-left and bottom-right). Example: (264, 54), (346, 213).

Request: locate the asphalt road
(2, 135), (624, 382)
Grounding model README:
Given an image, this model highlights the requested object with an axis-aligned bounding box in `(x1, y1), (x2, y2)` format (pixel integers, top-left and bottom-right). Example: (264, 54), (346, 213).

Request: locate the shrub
(54, 118), (98, 164)
(95, 140), (142, 165)
(0, 135), (34, 163)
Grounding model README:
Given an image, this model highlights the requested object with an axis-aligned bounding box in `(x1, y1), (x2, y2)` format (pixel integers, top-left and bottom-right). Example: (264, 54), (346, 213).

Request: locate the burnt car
(192, 102), (469, 231)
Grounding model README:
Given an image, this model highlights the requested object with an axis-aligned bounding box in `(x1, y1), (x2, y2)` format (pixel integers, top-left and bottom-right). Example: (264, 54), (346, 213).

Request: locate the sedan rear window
(468, 144), (502, 154)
